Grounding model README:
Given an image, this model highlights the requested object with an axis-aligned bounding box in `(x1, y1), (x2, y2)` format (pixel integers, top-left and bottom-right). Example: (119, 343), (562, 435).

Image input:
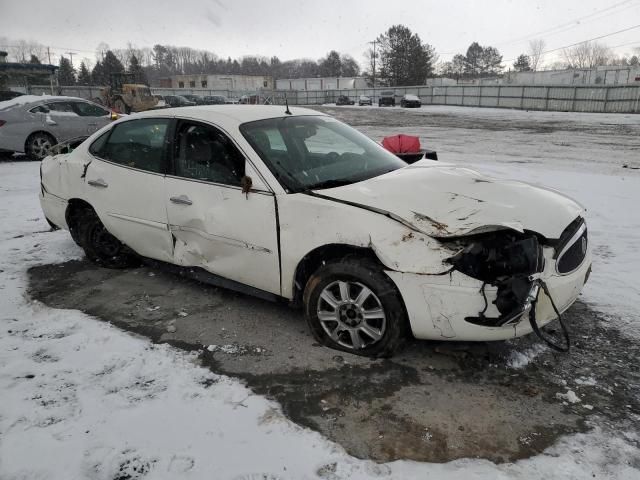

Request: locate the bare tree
(562, 41), (613, 68)
(96, 42), (110, 61)
(7, 39), (46, 63)
(528, 39), (546, 71)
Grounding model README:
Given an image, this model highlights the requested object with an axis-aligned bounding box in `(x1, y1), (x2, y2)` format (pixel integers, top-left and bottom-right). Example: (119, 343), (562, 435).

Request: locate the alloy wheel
(316, 280), (387, 350)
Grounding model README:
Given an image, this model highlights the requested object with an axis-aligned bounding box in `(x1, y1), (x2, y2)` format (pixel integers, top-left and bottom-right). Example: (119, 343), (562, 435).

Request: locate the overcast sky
(1, 0), (639, 68)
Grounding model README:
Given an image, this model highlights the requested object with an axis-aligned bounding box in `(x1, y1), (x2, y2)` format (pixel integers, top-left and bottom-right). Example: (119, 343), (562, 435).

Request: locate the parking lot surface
(27, 105), (640, 464)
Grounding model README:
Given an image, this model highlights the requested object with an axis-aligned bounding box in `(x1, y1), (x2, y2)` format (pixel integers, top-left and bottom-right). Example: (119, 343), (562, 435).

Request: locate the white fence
(287, 85), (640, 113)
(20, 84), (640, 113)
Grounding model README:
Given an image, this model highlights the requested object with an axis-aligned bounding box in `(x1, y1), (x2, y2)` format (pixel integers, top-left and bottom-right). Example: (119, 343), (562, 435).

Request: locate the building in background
(159, 74), (273, 91)
(276, 77), (368, 90)
(0, 51), (58, 92)
(453, 66), (640, 86)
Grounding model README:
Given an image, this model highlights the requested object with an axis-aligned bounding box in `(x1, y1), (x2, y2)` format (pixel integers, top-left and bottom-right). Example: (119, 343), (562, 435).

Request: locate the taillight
(0, 120), (6, 127)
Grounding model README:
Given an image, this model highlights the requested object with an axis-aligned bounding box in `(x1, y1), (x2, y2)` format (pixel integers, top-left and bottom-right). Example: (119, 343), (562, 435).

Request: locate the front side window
(89, 130), (110, 155)
(241, 116), (406, 192)
(72, 101), (109, 117)
(97, 119), (170, 173)
(174, 122), (245, 186)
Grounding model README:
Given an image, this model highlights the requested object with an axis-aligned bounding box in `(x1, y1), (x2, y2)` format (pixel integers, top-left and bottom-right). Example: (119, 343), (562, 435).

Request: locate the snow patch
(556, 389), (582, 404)
(507, 344), (547, 369)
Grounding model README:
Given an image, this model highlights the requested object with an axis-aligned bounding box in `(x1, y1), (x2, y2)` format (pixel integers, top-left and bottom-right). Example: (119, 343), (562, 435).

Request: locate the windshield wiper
(305, 179), (355, 191)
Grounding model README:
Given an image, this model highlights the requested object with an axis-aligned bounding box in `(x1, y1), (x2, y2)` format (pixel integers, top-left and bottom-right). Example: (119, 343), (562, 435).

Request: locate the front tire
(113, 98), (130, 114)
(303, 258), (408, 357)
(25, 132), (56, 160)
(77, 208), (138, 269)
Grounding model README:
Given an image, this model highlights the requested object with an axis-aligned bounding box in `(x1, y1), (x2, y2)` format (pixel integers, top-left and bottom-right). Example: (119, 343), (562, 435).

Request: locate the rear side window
(99, 119), (170, 173)
(46, 102), (79, 116)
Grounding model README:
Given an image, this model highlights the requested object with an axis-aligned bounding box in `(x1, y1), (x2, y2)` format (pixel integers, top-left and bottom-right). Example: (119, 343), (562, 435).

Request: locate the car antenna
(284, 94), (292, 115)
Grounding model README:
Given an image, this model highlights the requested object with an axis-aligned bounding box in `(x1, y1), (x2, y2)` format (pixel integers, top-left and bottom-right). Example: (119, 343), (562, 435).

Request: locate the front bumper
(386, 246), (592, 342)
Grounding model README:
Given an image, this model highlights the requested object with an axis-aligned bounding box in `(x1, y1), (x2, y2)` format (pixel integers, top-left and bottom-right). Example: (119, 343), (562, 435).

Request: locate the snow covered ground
(2, 105), (640, 479)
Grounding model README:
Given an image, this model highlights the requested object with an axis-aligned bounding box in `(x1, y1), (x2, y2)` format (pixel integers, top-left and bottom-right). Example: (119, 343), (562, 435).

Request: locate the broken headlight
(554, 217), (588, 275)
(446, 231), (544, 327)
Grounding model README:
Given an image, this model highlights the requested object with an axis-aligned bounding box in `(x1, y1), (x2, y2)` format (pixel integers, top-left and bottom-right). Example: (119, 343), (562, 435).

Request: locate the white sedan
(39, 106), (591, 357)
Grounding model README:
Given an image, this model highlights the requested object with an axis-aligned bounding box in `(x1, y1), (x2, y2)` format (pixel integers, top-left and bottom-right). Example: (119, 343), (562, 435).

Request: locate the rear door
(84, 117), (174, 262)
(43, 101), (88, 142)
(164, 119), (280, 294)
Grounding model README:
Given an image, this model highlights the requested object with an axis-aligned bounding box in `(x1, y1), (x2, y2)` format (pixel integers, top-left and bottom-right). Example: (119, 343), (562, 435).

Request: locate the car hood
(315, 162), (584, 239)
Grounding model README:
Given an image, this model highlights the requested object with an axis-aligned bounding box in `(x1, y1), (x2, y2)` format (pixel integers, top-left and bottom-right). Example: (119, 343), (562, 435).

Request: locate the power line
(495, 0), (639, 47)
(502, 23), (640, 63)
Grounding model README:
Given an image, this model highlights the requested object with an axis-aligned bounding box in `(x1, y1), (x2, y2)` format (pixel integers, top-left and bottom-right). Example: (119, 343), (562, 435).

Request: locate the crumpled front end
(385, 218), (591, 342)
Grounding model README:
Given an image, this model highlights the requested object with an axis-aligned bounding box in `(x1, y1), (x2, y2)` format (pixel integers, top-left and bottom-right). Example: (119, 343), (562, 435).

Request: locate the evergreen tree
(102, 50), (125, 84)
(513, 54), (532, 72)
(319, 51), (342, 77)
(377, 25), (436, 85)
(455, 42), (504, 78)
(77, 61), (92, 85)
(57, 57), (76, 86)
(129, 55), (147, 84)
(29, 54), (41, 64)
(91, 60), (106, 85)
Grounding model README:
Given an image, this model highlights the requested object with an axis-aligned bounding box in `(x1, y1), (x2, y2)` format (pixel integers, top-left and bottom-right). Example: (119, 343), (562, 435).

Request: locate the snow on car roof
(130, 105), (327, 127)
(404, 94), (420, 100)
(0, 94), (87, 111)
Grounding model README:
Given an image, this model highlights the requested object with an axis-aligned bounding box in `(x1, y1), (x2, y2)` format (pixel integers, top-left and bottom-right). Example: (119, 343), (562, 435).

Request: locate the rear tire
(303, 258), (408, 358)
(25, 132), (56, 160)
(76, 208), (139, 269)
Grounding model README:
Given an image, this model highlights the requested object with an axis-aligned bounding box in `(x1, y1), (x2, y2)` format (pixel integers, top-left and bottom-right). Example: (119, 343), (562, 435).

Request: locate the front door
(164, 120), (280, 295)
(84, 117), (174, 262)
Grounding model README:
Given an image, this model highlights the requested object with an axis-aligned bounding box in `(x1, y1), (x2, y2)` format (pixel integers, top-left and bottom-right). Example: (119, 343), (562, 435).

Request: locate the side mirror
(241, 175), (252, 198)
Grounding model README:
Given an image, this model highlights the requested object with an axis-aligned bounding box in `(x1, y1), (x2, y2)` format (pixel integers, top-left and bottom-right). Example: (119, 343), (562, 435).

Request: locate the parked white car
(0, 95), (116, 160)
(39, 106), (591, 356)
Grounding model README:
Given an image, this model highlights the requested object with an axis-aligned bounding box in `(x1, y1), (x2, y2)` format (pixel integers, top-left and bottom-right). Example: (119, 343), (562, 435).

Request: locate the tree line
(4, 26), (640, 88)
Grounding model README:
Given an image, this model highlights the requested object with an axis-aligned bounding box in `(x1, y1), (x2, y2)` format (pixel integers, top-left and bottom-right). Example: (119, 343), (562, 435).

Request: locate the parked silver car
(0, 95), (116, 160)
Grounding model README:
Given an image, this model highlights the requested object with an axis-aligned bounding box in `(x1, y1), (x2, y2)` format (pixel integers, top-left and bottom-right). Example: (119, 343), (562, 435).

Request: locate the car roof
(0, 94), (90, 111)
(129, 105), (326, 128)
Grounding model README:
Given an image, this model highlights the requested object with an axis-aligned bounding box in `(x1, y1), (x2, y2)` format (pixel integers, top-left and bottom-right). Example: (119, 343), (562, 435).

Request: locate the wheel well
(65, 198), (94, 241)
(291, 244), (382, 307)
(25, 131), (57, 152)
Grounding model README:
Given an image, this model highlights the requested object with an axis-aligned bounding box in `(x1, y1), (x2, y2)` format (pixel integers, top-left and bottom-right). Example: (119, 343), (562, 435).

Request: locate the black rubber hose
(528, 280), (570, 352)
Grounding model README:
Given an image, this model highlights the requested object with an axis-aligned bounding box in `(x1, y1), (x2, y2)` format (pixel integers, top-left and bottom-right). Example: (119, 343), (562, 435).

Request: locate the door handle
(88, 178), (108, 188)
(170, 195), (193, 205)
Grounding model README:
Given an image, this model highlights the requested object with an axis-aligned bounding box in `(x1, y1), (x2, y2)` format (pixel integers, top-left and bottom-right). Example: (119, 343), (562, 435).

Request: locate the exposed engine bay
(443, 218), (589, 351)
(446, 231), (544, 327)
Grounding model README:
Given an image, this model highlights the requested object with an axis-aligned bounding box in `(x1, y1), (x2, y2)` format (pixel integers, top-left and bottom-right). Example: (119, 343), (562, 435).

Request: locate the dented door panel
(164, 178), (280, 294)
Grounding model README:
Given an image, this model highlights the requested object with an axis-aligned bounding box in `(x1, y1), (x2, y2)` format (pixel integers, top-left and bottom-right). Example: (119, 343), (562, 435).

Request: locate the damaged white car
(39, 106), (591, 357)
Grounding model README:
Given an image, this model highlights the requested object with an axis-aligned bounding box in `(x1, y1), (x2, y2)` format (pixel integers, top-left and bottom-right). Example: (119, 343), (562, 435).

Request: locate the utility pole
(368, 39), (377, 88)
(47, 47), (51, 65)
(66, 52), (75, 67)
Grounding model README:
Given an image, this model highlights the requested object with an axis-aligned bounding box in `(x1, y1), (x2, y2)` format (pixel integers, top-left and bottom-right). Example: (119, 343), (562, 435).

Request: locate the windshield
(240, 115), (406, 193)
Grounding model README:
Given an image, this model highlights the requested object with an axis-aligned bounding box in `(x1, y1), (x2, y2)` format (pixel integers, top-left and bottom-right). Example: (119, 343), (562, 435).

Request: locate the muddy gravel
(29, 259), (640, 464)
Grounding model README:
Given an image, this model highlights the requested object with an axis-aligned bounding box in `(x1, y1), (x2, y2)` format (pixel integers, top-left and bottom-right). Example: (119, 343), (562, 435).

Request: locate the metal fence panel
(23, 83), (639, 113)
